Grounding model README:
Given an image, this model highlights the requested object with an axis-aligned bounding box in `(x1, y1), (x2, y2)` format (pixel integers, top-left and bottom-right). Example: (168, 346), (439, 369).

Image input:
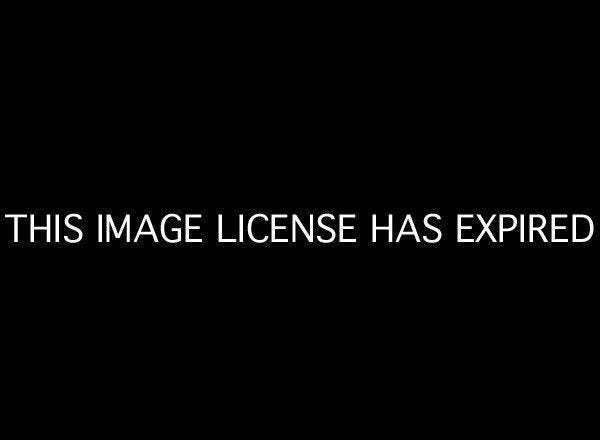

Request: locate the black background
(1, 6), (597, 434)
